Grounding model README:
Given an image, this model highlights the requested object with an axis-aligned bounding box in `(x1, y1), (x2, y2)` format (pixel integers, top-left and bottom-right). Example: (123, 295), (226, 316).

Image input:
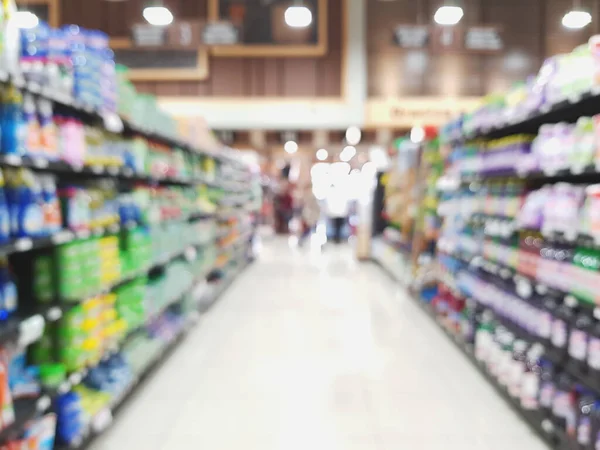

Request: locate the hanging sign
(393, 25), (503, 54)
(132, 24), (166, 47)
(464, 26), (503, 52)
(202, 21), (239, 45)
(393, 25), (429, 48)
(132, 21), (201, 48)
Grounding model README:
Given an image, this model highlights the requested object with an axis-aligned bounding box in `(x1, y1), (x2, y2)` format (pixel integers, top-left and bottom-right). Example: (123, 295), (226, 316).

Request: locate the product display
(368, 32), (600, 450)
(0, 10), (258, 448)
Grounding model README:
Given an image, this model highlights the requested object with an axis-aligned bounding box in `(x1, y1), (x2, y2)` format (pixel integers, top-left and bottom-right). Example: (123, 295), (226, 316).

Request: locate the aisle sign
(393, 25), (503, 54)
(394, 25), (429, 48)
(132, 24), (166, 47)
(132, 21), (201, 48)
(202, 21), (239, 45)
(465, 27), (503, 52)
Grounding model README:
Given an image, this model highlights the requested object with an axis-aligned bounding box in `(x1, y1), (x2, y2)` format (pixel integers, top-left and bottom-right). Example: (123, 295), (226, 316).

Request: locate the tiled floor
(90, 238), (549, 450)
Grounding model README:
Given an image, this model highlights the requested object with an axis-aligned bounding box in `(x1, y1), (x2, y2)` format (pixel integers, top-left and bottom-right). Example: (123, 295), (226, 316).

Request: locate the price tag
(107, 166), (119, 176)
(101, 112), (124, 134)
(28, 82), (41, 93)
(14, 238), (33, 252)
(76, 230), (91, 240)
(69, 372), (82, 386)
(32, 157), (49, 168)
(570, 164), (585, 175)
(91, 407), (113, 433)
(91, 165), (104, 174)
(51, 230), (74, 244)
(4, 155), (22, 166)
(36, 395), (51, 412)
(535, 284), (548, 295)
(18, 314), (45, 347)
(541, 419), (554, 433)
(46, 307), (62, 322)
(184, 247), (197, 262)
(516, 279), (532, 299)
(564, 295), (578, 308)
(57, 381), (71, 394)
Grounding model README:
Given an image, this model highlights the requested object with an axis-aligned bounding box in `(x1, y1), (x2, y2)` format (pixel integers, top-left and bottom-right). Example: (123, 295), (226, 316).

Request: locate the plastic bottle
(550, 301), (573, 358)
(569, 311), (592, 371)
(0, 257), (17, 319)
(552, 373), (576, 434)
(520, 343), (544, 410)
(576, 389), (596, 447)
(1, 85), (24, 156)
(40, 176), (61, 234)
(508, 339), (528, 397)
(0, 169), (10, 244)
(539, 359), (556, 417)
(13, 169), (44, 238)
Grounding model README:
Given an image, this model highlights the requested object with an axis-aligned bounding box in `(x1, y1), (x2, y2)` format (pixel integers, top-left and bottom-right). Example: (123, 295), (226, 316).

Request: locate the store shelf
(460, 89), (600, 142)
(54, 260), (249, 450)
(0, 396), (52, 444)
(413, 298), (557, 448)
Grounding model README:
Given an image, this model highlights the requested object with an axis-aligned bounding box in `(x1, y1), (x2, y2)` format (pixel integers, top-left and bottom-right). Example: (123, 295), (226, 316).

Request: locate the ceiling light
(14, 11), (39, 29)
(434, 5), (464, 25)
(284, 141), (298, 154)
(143, 5), (174, 26)
(562, 10), (592, 29)
(285, 6), (312, 28)
(340, 145), (356, 162)
(316, 149), (328, 161)
(410, 126), (425, 143)
(345, 126), (361, 146)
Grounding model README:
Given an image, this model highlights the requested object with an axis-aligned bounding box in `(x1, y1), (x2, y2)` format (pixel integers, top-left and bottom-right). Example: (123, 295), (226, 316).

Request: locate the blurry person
(326, 183), (349, 244)
(299, 185), (320, 246)
(274, 181), (294, 234)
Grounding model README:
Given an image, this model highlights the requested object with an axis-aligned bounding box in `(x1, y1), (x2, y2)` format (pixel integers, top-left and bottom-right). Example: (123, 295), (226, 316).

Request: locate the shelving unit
(0, 73), (257, 450)
(370, 38), (600, 450)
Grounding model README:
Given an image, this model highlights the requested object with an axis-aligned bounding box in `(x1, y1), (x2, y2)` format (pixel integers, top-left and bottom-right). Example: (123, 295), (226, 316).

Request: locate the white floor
(90, 238), (549, 450)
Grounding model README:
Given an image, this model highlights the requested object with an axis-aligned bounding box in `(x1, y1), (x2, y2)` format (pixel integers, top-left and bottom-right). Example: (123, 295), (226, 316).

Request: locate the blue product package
(12, 170), (46, 238)
(0, 258), (17, 317)
(1, 86), (25, 157)
(0, 170), (11, 244)
(25, 414), (57, 450)
(56, 392), (84, 445)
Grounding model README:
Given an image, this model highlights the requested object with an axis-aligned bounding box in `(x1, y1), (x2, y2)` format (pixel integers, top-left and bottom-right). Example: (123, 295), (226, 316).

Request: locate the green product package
(39, 364), (67, 389)
(33, 255), (54, 302)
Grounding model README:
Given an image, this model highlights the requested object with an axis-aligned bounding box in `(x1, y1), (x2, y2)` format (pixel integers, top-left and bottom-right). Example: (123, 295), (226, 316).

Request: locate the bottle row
(431, 281), (599, 448)
(441, 36), (600, 141)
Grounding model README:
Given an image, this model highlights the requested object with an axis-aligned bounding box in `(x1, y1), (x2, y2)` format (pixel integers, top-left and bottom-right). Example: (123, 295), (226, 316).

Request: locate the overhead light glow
(345, 126), (361, 146)
(14, 11), (39, 29)
(316, 148), (328, 161)
(562, 10), (592, 29)
(434, 5), (464, 25)
(284, 6), (312, 28)
(340, 145), (356, 162)
(284, 140), (298, 154)
(410, 126), (425, 143)
(143, 6), (174, 26)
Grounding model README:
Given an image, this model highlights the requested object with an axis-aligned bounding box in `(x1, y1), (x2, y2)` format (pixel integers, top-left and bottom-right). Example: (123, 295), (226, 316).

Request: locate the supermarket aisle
(90, 238), (548, 450)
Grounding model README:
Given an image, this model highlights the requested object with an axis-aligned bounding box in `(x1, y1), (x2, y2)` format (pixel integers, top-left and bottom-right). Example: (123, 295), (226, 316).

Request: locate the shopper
(274, 181), (294, 234)
(326, 183), (349, 244)
(299, 185), (321, 246)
